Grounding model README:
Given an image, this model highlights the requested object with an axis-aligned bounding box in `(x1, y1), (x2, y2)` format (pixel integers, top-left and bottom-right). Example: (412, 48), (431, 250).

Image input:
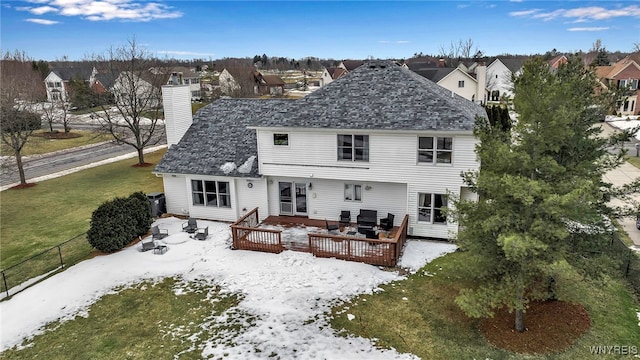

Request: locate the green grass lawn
(0, 278), (249, 359)
(626, 155), (640, 169)
(331, 251), (640, 359)
(0, 149), (166, 269)
(2, 250), (636, 359)
(0, 130), (112, 156)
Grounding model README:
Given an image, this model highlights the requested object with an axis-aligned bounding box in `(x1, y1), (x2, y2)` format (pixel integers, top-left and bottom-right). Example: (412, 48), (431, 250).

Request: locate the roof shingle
(155, 60), (485, 177)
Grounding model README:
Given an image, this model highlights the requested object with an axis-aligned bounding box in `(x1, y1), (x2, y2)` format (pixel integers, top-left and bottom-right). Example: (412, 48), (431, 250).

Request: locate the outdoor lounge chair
(357, 209), (377, 228)
(339, 211), (351, 227)
(193, 226), (208, 241)
(151, 225), (169, 240)
(325, 219), (339, 233)
(140, 237), (156, 252)
(379, 213), (395, 231)
(182, 217), (198, 233)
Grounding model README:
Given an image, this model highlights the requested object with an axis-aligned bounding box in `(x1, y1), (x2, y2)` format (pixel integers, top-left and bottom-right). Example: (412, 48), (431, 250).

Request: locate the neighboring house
(548, 54), (568, 69)
(44, 65), (97, 102)
(169, 67), (203, 101)
(338, 60), (365, 72)
(319, 60), (364, 87)
(485, 57), (527, 101)
(218, 67), (255, 96)
(596, 53), (640, 116)
(252, 71), (286, 95)
(154, 60), (485, 240)
(319, 67), (347, 87)
(111, 71), (161, 109)
(409, 62), (487, 104)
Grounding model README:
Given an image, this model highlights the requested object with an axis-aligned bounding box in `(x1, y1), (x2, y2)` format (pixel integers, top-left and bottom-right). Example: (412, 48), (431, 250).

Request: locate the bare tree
(89, 39), (169, 165)
(0, 51), (44, 186)
(438, 38), (478, 64)
(39, 98), (71, 133)
(633, 42), (640, 52)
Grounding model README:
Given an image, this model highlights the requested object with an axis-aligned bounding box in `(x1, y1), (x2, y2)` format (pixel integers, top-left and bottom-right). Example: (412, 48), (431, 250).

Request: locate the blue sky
(1, 1), (639, 61)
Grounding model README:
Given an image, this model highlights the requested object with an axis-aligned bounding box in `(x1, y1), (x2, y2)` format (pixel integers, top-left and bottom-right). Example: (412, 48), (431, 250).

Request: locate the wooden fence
(231, 207), (284, 254)
(308, 214), (409, 267)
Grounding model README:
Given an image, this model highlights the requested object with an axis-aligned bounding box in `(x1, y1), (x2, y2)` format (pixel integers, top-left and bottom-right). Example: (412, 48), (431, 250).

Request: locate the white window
(418, 193), (447, 224)
(458, 80), (464, 88)
(191, 78), (200, 84)
(344, 183), (362, 201)
(191, 180), (231, 208)
(338, 134), (369, 161)
(273, 133), (289, 146)
(418, 136), (453, 164)
(619, 79), (639, 90)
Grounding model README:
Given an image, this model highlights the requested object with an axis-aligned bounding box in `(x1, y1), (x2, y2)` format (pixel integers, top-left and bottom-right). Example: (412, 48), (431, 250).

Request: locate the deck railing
(231, 207), (284, 254)
(307, 214), (409, 267)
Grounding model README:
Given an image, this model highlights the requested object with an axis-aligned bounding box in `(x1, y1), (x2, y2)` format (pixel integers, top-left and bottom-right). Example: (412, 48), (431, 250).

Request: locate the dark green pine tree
(451, 55), (628, 333)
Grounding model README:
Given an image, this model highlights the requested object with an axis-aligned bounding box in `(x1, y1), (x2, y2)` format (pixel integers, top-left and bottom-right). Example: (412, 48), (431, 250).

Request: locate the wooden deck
(231, 209), (408, 267)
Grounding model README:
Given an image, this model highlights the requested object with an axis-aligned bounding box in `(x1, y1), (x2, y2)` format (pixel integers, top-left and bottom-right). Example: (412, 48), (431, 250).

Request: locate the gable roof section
(261, 74), (285, 86)
(411, 68), (456, 83)
(155, 99), (293, 177)
(607, 55), (640, 79)
(340, 60), (364, 71)
(282, 61), (485, 131)
(50, 65), (95, 81)
(155, 60), (486, 177)
(488, 57), (527, 73)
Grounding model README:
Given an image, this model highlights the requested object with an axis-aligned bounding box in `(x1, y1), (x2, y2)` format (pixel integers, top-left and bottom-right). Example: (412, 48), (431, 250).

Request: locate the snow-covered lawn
(0, 217), (456, 358)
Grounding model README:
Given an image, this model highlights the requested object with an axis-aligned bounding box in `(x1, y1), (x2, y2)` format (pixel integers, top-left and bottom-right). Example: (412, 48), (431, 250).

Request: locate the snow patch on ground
(605, 118), (640, 141)
(0, 217), (452, 358)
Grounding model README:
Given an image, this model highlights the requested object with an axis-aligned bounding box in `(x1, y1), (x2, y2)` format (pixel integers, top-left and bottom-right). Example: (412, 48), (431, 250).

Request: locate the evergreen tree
(451, 55), (631, 333)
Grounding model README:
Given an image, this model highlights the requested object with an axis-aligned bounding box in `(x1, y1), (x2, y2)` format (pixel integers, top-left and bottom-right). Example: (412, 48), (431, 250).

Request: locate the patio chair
(379, 213), (395, 231)
(151, 225), (169, 240)
(182, 217), (198, 233)
(140, 237), (156, 252)
(339, 210), (351, 227)
(193, 226), (208, 241)
(325, 219), (339, 233)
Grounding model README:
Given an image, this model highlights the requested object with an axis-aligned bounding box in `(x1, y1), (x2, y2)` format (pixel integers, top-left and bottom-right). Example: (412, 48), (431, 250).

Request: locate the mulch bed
(10, 183), (37, 190)
(479, 300), (590, 354)
(132, 162), (153, 167)
(33, 131), (82, 139)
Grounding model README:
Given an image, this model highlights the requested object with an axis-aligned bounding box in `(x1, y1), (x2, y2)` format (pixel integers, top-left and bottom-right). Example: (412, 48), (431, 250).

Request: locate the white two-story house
(155, 60), (485, 239)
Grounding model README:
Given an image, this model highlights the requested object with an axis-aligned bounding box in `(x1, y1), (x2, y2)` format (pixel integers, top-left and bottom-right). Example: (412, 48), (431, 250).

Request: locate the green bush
(127, 191), (153, 236)
(87, 192), (153, 253)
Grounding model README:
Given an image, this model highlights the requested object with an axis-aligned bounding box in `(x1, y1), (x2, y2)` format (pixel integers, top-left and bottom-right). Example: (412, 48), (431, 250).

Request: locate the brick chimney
(438, 58), (446, 68)
(161, 83), (192, 146)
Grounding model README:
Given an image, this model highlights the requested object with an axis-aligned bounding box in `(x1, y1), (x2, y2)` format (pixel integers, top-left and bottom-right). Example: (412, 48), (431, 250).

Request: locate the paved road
(1, 142), (136, 187)
(600, 123), (640, 250)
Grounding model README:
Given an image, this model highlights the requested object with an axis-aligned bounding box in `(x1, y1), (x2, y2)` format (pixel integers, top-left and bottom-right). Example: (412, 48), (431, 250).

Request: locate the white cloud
(511, 5), (640, 22)
(17, 0), (183, 22)
(509, 9), (541, 17)
(568, 27), (610, 32)
(25, 18), (60, 25)
(30, 5), (58, 15)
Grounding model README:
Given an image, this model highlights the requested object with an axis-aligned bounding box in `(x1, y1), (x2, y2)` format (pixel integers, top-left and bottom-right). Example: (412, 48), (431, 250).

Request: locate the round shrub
(87, 192), (153, 253)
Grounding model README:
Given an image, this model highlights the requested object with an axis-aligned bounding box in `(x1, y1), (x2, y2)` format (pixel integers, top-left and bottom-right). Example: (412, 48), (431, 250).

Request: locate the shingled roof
(155, 60), (485, 177)
(155, 99), (294, 177)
